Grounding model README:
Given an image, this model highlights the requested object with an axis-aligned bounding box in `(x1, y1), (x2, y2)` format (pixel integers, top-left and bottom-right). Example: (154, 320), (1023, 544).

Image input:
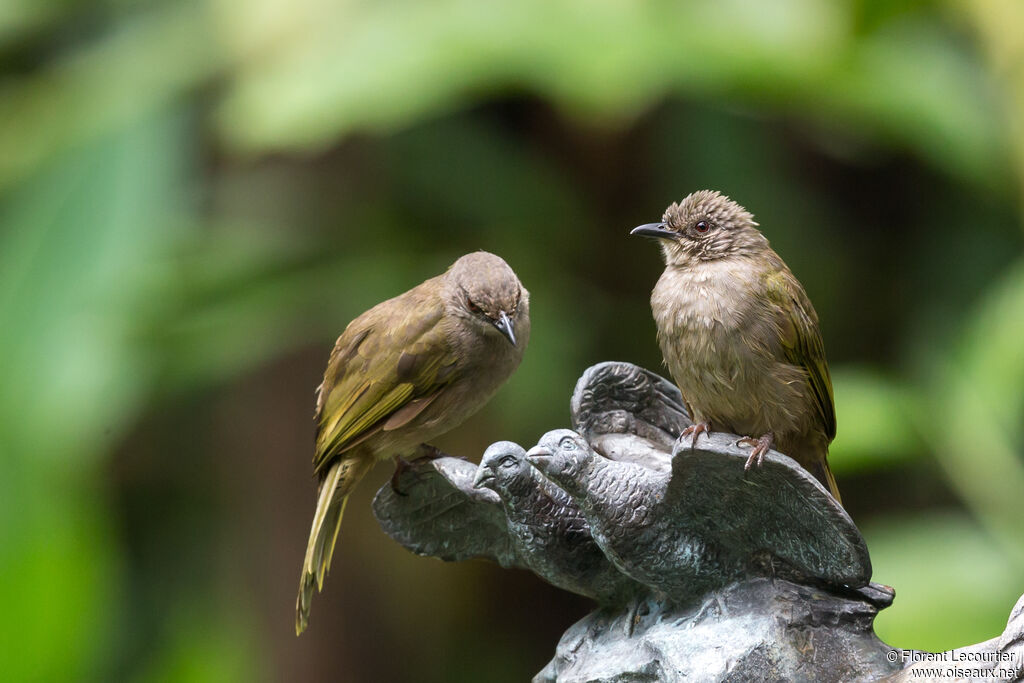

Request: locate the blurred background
(1, 0), (1023, 681)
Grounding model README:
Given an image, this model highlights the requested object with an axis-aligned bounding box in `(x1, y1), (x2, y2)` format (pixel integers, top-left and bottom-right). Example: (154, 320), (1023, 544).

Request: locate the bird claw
(679, 421), (712, 449)
(390, 456), (415, 496)
(738, 433), (773, 471)
(420, 444), (473, 463)
(621, 598), (649, 637)
(392, 446), (454, 495)
(415, 444), (447, 461)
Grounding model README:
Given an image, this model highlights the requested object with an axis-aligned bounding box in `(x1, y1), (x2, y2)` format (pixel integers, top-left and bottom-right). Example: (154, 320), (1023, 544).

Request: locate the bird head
(630, 190), (767, 266)
(473, 441), (531, 497)
(446, 251), (529, 347)
(524, 429), (594, 492)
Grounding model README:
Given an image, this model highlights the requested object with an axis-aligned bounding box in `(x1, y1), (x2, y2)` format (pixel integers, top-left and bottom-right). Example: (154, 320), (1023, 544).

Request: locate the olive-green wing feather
(764, 266), (836, 441)
(313, 287), (459, 473)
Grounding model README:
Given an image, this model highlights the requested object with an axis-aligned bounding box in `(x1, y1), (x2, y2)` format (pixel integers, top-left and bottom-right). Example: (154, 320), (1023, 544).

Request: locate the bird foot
(390, 456), (415, 496)
(679, 421), (712, 449)
(621, 598), (650, 637)
(690, 591), (729, 625)
(738, 432), (773, 470)
(415, 444), (447, 461)
(417, 443), (472, 463)
(392, 446), (456, 494)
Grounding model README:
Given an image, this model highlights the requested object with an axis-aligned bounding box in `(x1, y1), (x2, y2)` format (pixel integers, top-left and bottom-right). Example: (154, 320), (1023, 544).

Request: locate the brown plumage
(296, 251), (530, 634)
(631, 190), (841, 504)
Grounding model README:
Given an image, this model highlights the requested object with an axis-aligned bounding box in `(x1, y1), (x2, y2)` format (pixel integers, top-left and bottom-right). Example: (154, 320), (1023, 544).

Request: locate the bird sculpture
(372, 446), (642, 607)
(526, 429), (870, 603)
(570, 361), (692, 473)
(473, 441), (642, 606)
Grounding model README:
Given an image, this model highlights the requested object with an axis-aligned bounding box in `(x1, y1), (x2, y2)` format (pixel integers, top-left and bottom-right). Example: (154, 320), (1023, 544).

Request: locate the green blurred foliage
(867, 513), (1021, 650)
(1, 0), (1022, 681)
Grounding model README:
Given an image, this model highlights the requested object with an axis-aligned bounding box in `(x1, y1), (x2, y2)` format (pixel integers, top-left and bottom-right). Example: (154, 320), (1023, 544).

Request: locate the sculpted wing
(571, 361), (691, 471)
(763, 266), (837, 441)
(669, 433), (869, 586)
(371, 456), (523, 568)
(314, 284), (460, 473)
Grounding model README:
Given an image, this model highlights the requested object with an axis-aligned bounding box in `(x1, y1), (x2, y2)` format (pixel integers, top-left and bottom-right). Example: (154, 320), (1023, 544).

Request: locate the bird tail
(296, 456), (371, 635)
(813, 459), (843, 507)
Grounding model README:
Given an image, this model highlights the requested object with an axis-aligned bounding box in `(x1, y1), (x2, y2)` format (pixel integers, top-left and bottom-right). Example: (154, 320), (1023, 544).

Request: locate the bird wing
(313, 286), (459, 474)
(763, 267), (837, 441)
(371, 456), (522, 568)
(668, 433), (869, 586)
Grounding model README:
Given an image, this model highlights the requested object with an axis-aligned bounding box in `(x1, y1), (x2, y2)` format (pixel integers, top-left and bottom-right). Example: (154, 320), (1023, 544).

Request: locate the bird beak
(525, 446), (552, 469)
(472, 468), (495, 489)
(492, 310), (517, 347)
(630, 222), (675, 239)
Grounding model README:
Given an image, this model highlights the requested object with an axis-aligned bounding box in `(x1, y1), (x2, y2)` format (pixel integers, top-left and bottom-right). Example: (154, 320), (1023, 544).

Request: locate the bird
(295, 251), (530, 634)
(472, 441), (642, 606)
(630, 190), (841, 503)
(371, 449), (641, 607)
(525, 429), (870, 604)
(372, 455), (518, 567)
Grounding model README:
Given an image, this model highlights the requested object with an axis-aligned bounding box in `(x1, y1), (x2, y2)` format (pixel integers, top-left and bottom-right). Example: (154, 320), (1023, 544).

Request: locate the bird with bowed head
(296, 251), (529, 634)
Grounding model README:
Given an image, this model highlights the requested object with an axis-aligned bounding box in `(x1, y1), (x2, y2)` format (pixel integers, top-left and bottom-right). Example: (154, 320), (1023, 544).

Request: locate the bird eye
(466, 297), (481, 313)
(559, 437), (576, 451)
(499, 456), (516, 468)
(694, 220), (710, 233)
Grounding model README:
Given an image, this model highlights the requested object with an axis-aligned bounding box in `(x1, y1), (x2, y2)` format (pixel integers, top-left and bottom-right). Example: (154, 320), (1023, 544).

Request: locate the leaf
(0, 110), (194, 682)
(866, 513), (1022, 653)
(828, 367), (922, 472)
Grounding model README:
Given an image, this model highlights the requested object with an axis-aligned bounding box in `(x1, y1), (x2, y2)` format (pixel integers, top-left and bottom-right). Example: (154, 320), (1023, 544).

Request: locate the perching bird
(631, 190), (841, 503)
(473, 442), (642, 606)
(525, 429), (870, 603)
(296, 251), (529, 634)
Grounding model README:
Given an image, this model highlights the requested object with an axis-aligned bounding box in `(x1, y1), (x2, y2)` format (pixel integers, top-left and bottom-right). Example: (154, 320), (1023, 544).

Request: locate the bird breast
(651, 261), (764, 371)
(651, 260), (802, 436)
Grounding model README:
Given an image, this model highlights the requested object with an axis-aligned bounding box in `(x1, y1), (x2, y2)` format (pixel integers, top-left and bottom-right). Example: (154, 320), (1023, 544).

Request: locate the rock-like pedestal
(538, 580), (897, 682)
